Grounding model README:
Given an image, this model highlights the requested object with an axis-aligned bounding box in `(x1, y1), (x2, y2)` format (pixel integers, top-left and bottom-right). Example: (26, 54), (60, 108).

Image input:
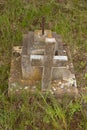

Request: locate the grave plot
(9, 29), (78, 97)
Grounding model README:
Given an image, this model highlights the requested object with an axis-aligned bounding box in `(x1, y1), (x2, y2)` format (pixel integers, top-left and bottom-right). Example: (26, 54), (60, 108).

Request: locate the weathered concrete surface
(21, 32), (34, 79)
(42, 38), (55, 90)
(8, 47), (42, 95)
(9, 49), (78, 97)
(9, 30), (78, 97)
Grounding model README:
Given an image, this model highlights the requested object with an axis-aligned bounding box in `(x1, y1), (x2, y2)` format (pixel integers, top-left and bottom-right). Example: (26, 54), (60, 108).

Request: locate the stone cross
(30, 38), (68, 90)
(42, 38), (55, 90)
(21, 31), (68, 90)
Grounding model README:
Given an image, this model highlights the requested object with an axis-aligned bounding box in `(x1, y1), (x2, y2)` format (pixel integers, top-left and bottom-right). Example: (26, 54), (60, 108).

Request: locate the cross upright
(42, 37), (56, 90)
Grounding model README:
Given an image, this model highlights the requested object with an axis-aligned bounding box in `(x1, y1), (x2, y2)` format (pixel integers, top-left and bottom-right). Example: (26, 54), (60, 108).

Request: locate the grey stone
(9, 29), (78, 97)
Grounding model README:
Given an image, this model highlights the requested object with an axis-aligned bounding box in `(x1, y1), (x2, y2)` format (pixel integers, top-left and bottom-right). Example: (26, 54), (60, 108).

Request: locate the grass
(0, 91), (87, 130)
(0, 0), (87, 129)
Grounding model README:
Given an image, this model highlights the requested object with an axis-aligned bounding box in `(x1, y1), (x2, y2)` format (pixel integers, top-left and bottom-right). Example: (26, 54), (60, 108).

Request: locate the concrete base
(8, 46), (78, 97)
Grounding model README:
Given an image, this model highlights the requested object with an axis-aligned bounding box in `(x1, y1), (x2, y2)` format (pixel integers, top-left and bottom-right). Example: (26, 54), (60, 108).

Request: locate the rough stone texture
(21, 32), (34, 79)
(42, 39), (55, 90)
(9, 30), (78, 97)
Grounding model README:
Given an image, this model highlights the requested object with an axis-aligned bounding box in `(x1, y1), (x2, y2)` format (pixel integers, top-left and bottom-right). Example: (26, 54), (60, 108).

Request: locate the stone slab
(9, 30), (78, 97)
(8, 46), (78, 97)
